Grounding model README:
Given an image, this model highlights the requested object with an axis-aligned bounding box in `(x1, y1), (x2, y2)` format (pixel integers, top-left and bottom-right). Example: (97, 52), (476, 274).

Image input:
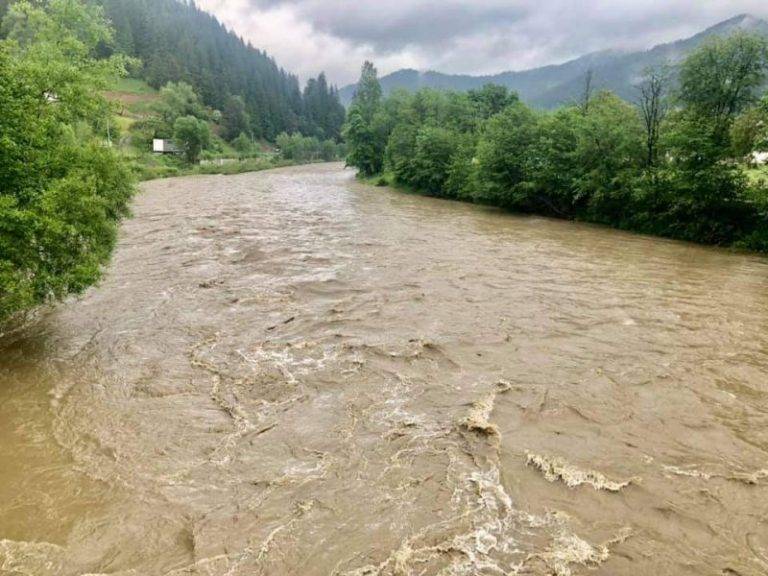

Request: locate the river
(1, 163), (767, 575)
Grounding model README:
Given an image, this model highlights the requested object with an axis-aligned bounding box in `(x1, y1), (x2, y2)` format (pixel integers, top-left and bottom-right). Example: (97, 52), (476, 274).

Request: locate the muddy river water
(1, 163), (768, 575)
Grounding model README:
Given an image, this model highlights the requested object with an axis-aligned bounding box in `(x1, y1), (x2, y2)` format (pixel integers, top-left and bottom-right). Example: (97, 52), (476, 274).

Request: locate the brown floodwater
(1, 163), (768, 576)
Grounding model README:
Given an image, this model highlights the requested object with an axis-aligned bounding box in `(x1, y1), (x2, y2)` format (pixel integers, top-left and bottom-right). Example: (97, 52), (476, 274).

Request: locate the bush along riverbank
(0, 0), (135, 325)
(344, 36), (768, 252)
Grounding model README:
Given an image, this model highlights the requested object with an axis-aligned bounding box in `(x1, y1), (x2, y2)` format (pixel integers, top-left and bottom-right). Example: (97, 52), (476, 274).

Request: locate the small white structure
(153, 139), (179, 154)
(751, 151), (768, 166)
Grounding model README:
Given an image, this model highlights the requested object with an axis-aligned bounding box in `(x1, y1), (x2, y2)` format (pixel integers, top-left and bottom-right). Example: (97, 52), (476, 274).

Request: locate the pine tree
(344, 62), (386, 175)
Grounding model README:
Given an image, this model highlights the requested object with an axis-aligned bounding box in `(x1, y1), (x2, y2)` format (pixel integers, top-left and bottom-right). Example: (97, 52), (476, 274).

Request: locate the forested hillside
(100, 0), (344, 140)
(0, 0), (345, 141)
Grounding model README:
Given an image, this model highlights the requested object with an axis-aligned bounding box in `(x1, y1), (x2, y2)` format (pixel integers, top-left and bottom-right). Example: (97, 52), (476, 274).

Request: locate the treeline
(0, 0), (133, 323)
(97, 0), (345, 141)
(276, 133), (346, 163)
(345, 35), (768, 251)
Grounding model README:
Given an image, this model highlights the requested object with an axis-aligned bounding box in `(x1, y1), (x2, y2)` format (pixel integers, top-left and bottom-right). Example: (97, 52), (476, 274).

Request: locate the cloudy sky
(196, 0), (768, 86)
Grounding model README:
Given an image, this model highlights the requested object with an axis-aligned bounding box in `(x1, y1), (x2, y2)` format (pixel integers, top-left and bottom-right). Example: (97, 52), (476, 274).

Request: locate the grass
(746, 166), (768, 186)
(104, 78), (160, 116)
(112, 78), (158, 95)
(113, 115), (135, 132)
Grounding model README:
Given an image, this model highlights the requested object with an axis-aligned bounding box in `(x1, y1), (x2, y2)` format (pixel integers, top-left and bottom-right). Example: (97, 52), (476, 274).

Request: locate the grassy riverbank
(124, 152), (296, 181)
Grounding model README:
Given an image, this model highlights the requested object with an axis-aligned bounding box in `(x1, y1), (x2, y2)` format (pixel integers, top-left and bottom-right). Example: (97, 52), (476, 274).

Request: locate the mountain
(340, 14), (768, 108)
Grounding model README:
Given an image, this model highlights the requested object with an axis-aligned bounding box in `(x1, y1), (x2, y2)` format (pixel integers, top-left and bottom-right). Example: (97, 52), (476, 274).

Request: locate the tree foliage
(678, 33), (768, 143)
(473, 102), (540, 209)
(221, 95), (250, 142)
(231, 132), (253, 156)
(344, 61), (387, 176)
(730, 93), (768, 162)
(1, 0), (133, 323)
(638, 66), (671, 169)
(276, 132), (344, 162)
(173, 115), (210, 164)
(156, 81), (206, 127)
(302, 72), (346, 141)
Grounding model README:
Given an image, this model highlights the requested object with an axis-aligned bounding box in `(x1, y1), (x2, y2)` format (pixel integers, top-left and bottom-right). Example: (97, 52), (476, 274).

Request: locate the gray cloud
(265, 1), (529, 51)
(196, 0), (768, 85)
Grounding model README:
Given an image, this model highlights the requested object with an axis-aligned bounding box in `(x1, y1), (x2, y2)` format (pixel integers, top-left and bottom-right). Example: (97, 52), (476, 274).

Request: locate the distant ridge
(340, 14), (768, 108)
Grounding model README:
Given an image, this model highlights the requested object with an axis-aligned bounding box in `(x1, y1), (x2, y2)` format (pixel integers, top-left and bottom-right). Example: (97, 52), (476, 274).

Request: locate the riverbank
(128, 154), (303, 182)
(361, 170), (768, 254)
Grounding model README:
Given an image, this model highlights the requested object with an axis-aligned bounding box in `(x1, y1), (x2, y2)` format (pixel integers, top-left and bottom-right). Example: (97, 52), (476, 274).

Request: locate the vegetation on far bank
(344, 36), (768, 252)
(102, 73), (346, 181)
(128, 154), (340, 182)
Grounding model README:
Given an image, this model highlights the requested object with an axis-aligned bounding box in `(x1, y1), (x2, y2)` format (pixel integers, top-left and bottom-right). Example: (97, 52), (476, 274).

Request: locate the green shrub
(1, 0), (135, 324)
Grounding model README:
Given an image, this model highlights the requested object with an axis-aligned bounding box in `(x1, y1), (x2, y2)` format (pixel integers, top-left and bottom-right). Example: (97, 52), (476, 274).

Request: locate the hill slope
(340, 14), (768, 107)
(99, 0), (346, 140)
(1, 0), (344, 141)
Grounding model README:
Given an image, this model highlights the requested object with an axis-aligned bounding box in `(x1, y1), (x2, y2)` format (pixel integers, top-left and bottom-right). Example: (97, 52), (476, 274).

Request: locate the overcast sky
(195, 0), (768, 86)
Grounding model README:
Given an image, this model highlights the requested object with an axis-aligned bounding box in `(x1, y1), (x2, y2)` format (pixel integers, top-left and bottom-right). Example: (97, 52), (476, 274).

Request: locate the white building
(153, 139), (179, 154)
(751, 151), (768, 166)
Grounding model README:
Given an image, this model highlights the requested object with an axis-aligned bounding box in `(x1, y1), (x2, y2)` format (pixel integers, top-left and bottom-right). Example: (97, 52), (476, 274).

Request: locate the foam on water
(526, 452), (635, 492)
